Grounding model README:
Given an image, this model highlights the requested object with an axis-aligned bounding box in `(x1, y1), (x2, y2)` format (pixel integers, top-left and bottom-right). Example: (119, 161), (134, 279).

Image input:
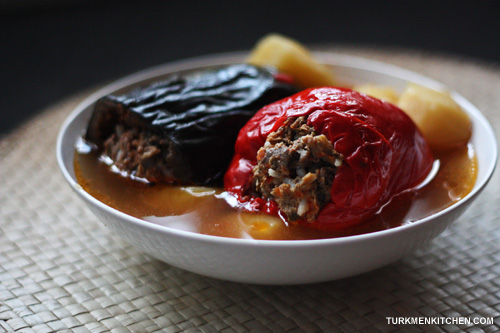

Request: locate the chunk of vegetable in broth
(398, 83), (472, 151)
(247, 34), (336, 88)
(235, 212), (283, 239)
(353, 84), (399, 104)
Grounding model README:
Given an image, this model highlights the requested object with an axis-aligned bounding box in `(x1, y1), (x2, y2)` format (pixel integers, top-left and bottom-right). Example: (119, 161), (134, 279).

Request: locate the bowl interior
(57, 52), (498, 242)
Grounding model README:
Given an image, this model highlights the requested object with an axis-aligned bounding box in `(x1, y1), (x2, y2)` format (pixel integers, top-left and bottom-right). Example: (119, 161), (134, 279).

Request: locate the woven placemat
(1, 47), (499, 332)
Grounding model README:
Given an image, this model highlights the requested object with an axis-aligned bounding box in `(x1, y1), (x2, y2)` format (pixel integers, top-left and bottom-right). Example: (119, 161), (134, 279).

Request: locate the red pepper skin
(224, 87), (434, 231)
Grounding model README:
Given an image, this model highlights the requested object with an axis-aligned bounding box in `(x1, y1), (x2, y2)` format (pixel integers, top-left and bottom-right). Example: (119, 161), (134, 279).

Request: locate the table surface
(1, 0), (500, 137)
(1, 46), (500, 332)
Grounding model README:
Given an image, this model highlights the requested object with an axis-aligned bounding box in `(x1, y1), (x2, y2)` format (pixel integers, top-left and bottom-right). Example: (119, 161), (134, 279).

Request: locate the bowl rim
(56, 51), (498, 247)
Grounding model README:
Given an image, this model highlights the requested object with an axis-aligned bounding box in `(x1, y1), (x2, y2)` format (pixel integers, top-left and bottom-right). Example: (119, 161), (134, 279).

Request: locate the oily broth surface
(74, 144), (477, 240)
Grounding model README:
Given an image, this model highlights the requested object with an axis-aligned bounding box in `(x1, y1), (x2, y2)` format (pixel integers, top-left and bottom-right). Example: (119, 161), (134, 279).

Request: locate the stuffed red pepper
(224, 87), (434, 231)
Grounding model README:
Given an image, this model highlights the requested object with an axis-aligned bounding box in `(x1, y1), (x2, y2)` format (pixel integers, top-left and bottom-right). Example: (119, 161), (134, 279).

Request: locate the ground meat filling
(252, 116), (343, 222)
(102, 124), (188, 183)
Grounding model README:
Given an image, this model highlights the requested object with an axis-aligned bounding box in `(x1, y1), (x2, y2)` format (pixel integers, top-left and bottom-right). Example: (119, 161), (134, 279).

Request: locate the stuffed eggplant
(84, 64), (298, 186)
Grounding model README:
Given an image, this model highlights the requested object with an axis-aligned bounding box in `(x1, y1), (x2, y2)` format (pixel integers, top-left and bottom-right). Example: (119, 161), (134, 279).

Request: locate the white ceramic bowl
(57, 52), (497, 285)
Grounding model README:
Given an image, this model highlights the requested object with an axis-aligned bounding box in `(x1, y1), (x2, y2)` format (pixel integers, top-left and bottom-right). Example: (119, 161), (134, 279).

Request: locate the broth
(74, 141), (477, 240)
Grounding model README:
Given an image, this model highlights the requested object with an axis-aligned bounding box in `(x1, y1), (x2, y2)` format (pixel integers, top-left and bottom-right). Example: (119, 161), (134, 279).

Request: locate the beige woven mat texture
(1, 48), (500, 332)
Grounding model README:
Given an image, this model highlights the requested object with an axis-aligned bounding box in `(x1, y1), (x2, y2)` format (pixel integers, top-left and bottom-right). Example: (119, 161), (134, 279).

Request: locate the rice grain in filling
(252, 116), (343, 222)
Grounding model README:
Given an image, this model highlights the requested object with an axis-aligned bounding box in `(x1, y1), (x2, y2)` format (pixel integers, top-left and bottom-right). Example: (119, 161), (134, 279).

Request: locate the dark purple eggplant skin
(85, 64), (298, 186)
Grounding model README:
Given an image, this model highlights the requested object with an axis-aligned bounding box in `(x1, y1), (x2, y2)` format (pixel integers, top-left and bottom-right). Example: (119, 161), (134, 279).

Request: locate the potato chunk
(247, 34), (336, 88)
(237, 212), (283, 239)
(397, 83), (471, 151)
(353, 84), (399, 104)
